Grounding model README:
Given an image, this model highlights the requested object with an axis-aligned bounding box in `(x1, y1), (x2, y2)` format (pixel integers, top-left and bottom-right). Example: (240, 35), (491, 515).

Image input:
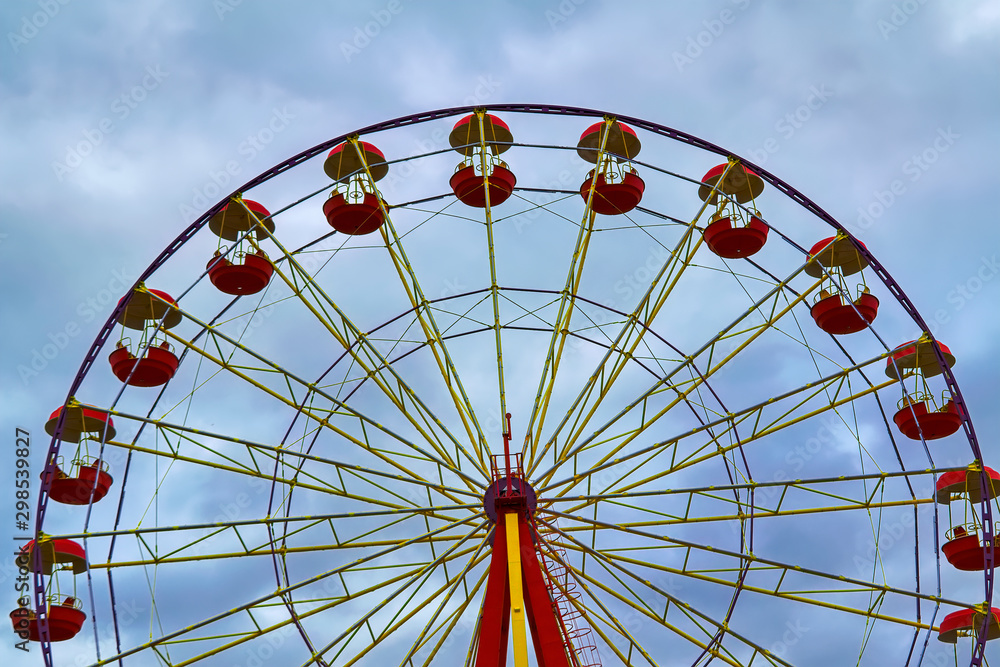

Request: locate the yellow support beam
(504, 512), (529, 667)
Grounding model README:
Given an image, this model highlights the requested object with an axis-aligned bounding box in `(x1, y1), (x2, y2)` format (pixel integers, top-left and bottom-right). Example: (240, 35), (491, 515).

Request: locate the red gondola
(206, 249), (274, 295)
(10, 597), (86, 642)
(942, 526), (996, 571)
(578, 120), (643, 215)
(323, 191), (385, 235)
(936, 466), (1000, 572)
(886, 339), (961, 440)
(42, 460), (114, 505)
(452, 163), (517, 208)
(809, 290), (879, 335)
(206, 199), (275, 295)
(110, 339), (179, 387)
(893, 397), (963, 440)
(449, 113), (517, 208)
(578, 169), (645, 216)
(938, 607), (1000, 643)
(805, 236), (879, 334)
(10, 539), (88, 642)
(323, 141), (389, 234)
(699, 162), (767, 258)
(703, 214), (768, 259)
(108, 288), (182, 387)
(42, 402), (116, 504)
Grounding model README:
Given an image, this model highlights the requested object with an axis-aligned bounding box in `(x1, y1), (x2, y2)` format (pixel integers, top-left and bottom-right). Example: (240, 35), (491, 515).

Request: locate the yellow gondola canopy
(208, 199), (274, 242)
(44, 402), (116, 443)
(885, 339), (956, 380)
(577, 120), (641, 163)
(804, 236), (870, 278)
(324, 140), (388, 183)
(697, 162), (764, 204)
(449, 113), (513, 156)
(115, 288), (182, 331)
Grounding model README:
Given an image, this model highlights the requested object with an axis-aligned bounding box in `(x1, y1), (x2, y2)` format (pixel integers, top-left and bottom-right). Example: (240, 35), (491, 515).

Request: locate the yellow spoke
(235, 199), (488, 483)
(545, 509), (970, 610)
(532, 261), (826, 491)
(308, 516), (488, 666)
(349, 140), (494, 472)
(522, 120), (619, 468)
(528, 182), (712, 478)
(539, 348), (895, 499)
(545, 532), (773, 667)
(92, 513), (485, 664)
(144, 299), (478, 504)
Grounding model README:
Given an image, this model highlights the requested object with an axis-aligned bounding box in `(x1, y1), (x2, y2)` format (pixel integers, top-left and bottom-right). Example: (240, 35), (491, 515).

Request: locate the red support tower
(476, 418), (577, 667)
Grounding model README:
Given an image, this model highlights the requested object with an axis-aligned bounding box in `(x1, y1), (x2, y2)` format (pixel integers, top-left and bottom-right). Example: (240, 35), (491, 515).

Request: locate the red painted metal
(893, 399), (963, 440)
(939, 607), (1000, 643)
(943, 532), (998, 571)
(10, 598), (86, 642)
(323, 191), (386, 235)
(936, 467), (1000, 504)
(109, 342), (179, 387)
(450, 165), (516, 208)
(810, 291), (879, 335)
(206, 250), (273, 295)
(476, 520), (512, 667)
(44, 404), (115, 443)
(703, 215), (768, 259)
(579, 170), (644, 215)
(18, 539), (87, 575)
(42, 463), (114, 505)
(698, 163), (763, 204)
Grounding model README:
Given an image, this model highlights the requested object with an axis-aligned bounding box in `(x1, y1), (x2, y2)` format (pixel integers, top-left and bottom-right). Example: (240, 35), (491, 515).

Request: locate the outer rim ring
(35, 104), (992, 666)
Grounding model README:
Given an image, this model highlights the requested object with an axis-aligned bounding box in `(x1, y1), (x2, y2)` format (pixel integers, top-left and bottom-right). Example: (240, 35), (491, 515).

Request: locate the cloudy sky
(1, 1), (999, 666)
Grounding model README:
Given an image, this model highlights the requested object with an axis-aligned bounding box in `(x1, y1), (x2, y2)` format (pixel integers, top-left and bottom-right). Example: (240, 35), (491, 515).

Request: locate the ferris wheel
(17, 105), (998, 667)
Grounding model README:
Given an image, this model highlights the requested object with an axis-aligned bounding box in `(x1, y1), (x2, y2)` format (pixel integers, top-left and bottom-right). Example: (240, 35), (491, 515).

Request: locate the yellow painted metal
(525, 160), (737, 478)
(231, 196), (486, 484)
(107, 407), (481, 506)
(402, 560), (491, 666)
(522, 123), (611, 467)
(545, 509), (972, 612)
(550, 496), (931, 532)
(158, 322), (474, 507)
(504, 512), (529, 667)
(537, 331), (891, 500)
(604, 548), (935, 631)
(541, 274), (826, 492)
(543, 211), (712, 476)
(49, 502), (479, 542)
(564, 552), (745, 667)
(478, 109), (509, 426)
(336, 546), (492, 667)
(348, 137), (492, 472)
(93, 516), (487, 664)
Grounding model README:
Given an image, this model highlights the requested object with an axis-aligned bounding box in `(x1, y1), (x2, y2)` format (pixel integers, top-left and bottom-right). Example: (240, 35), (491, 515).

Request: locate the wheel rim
(33, 105), (993, 667)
